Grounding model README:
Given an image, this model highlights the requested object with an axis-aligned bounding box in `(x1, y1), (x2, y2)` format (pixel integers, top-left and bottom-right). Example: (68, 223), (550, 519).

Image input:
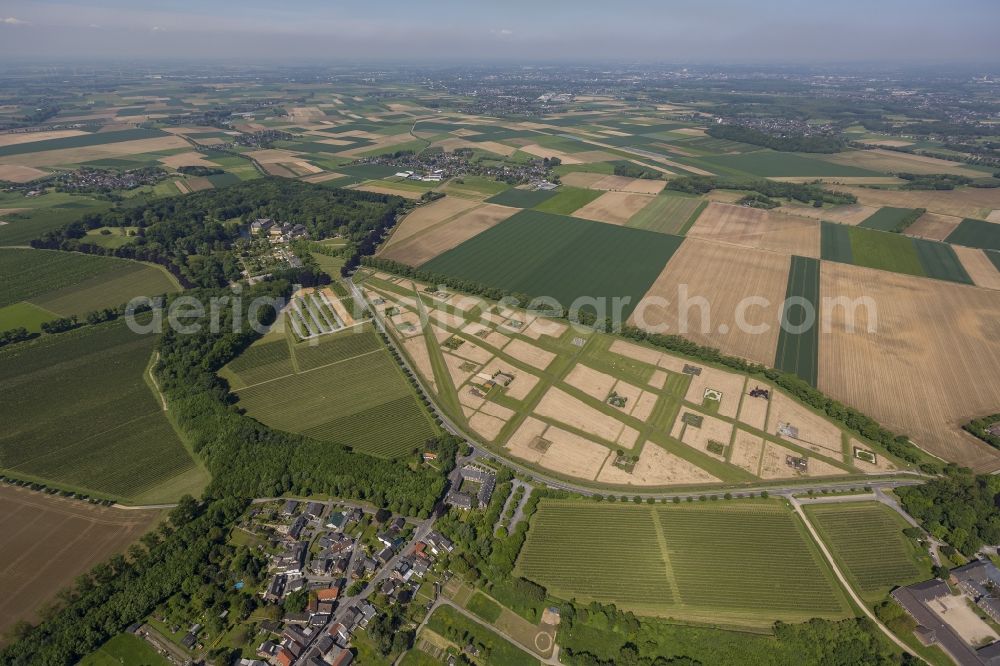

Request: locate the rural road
(349, 279), (930, 501)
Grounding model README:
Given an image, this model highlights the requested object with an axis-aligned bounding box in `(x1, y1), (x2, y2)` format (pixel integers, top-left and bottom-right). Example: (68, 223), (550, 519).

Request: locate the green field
(805, 502), (930, 603)
(0, 128), (167, 157)
(485, 188), (558, 208)
(698, 151), (880, 178)
(774, 256), (820, 387)
(467, 592), (503, 623)
(425, 605), (539, 666)
(0, 192), (111, 246)
(79, 633), (170, 666)
(0, 301), (57, 332)
(945, 218), (1000, 252)
(819, 224), (971, 283)
(514, 500), (852, 627)
(626, 193), (706, 235)
(0, 248), (179, 317)
(223, 324), (438, 458)
(421, 210), (685, 320)
(857, 207), (920, 232)
(532, 186), (602, 215)
(0, 320), (205, 501)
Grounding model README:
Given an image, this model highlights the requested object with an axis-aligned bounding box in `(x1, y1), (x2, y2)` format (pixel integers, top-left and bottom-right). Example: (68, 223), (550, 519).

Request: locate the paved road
(349, 279), (931, 501)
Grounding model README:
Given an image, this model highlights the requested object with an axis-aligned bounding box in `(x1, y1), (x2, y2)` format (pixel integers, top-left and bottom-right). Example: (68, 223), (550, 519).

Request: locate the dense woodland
(964, 414), (1000, 450)
(30, 179), (406, 287)
(897, 466), (1000, 556)
(706, 124), (848, 153)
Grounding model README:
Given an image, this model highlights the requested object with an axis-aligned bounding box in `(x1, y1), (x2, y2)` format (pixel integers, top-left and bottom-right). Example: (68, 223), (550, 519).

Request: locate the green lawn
(805, 502), (931, 603)
(0, 301), (57, 332)
(420, 209), (685, 320)
(514, 499), (851, 628)
(467, 592), (503, 623)
(79, 633), (170, 666)
(0, 192), (111, 246)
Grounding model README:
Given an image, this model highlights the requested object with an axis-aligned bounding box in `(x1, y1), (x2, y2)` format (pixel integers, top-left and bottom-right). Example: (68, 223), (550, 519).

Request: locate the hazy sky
(1, 0), (998, 64)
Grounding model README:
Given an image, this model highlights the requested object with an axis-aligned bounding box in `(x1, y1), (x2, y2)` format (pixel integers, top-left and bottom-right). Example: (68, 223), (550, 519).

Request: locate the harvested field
(766, 389), (844, 458)
(738, 387), (771, 431)
(522, 318), (568, 340)
(559, 172), (611, 188)
(583, 175), (666, 194)
(158, 151), (217, 169)
(571, 191), (655, 226)
(505, 418), (609, 481)
(683, 365), (746, 418)
(442, 350), (475, 388)
(450, 339), (493, 364)
(0, 486), (160, 636)
(609, 338), (663, 366)
(783, 203), (880, 226)
(818, 261), (1000, 471)
(730, 430), (765, 475)
(351, 182), (424, 199)
(823, 149), (985, 177)
(687, 202), (820, 257)
(468, 412), (506, 441)
(564, 364), (618, 401)
(905, 212), (962, 240)
(675, 411), (733, 461)
(759, 441), (836, 479)
(503, 338), (556, 370)
(630, 239), (790, 367)
(0, 164), (48, 183)
(0, 129), (88, 147)
(0, 136), (188, 168)
(648, 369), (667, 389)
(954, 246), (1000, 290)
(596, 443), (719, 486)
(534, 387), (625, 444)
(518, 144), (585, 164)
(839, 185), (1000, 220)
(380, 203), (517, 265)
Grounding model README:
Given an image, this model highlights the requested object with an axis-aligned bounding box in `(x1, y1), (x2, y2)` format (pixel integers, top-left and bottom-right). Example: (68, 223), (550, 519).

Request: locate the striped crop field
(774, 256), (820, 386)
(805, 502), (930, 602)
(223, 325), (437, 458)
(820, 223), (971, 284)
(0, 321), (203, 501)
(626, 193), (706, 235)
(514, 499), (852, 627)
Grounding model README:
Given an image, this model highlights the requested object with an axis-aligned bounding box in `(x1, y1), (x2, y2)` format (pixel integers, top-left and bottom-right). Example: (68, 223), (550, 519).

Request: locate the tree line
(665, 176), (857, 206)
(706, 125), (848, 153)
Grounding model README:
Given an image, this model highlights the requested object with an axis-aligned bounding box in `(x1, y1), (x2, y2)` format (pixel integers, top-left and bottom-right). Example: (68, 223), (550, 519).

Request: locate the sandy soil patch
(630, 391), (659, 422)
(428, 308), (465, 330)
(293, 160), (323, 174)
(617, 426), (641, 449)
(173, 179), (191, 194)
(954, 246), (1000, 291)
(403, 336), (437, 391)
(609, 338), (663, 366)
(0, 130), (89, 147)
(380, 203), (518, 266)
(819, 261), (1000, 471)
(450, 339), (493, 364)
(458, 385), (486, 410)
(390, 311), (423, 338)
(383, 197), (480, 250)
(648, 370), (667, 389)
(538, 426), (612, 480)
(683, 366), (746, 419)
(320, 288), (356, 327)
(0, 136), (188, 168)
(503, 338), (556, 370)
(731, 430), (765, 475)
(766, 390), (844, 458)
(597, 443), (719, 486)
(521, 317), (568, 340)
(759, 441), (842, 479)
(687, 202), (820, 257)
(839, 185), (1000, 219)
(564, 364), (618, 401)
(987, 210), (1000, 223)
(158, 151), (217, 169)
(443, 351), (479, 387)
(480, 401), (515, 420)
(497, 366), (540, 401)
(483, 330), (511, 349)
(737, 385), (770, 431)
(447, 293), (487, 312)
(572, 191), (655, 226)
(534, 387), (625, 444)
(630, 238), (790, 367)
(0, 165), (47, 183)
(469, 412), (506, 441)
(673, 411), (733, 461)
(904, 212), (963, 241)
(929, 595), (999, 646)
